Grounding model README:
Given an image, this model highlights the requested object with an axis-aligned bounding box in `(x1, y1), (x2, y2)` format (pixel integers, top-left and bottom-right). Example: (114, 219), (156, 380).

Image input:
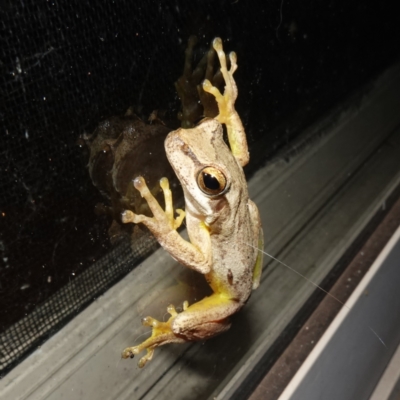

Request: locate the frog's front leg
(122, 176), (212, 274)
(202, 37), (249, 167)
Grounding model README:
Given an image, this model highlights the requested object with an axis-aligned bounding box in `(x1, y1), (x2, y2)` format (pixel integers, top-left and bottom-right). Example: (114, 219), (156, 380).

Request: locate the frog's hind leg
(171, 294), (242, 341)
(122, 295), (240, 368)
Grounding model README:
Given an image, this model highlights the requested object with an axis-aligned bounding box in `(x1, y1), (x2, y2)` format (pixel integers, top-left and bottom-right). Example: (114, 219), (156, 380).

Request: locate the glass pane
(1, 0), (399, 385)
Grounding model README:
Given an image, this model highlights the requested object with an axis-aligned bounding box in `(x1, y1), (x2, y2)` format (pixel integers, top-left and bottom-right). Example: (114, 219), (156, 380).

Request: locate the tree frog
(121, 37), (263, 368)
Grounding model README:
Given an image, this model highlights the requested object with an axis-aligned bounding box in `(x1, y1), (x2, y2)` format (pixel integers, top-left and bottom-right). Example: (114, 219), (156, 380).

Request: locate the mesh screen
(1, 0), (399, 377)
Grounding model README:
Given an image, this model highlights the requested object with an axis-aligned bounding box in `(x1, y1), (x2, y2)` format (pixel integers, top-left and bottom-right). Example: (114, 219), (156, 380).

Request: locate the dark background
(1, 0), (399, 372)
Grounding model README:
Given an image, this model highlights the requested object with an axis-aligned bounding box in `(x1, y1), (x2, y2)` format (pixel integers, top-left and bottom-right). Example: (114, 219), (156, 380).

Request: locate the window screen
(1, 0), (399, 377)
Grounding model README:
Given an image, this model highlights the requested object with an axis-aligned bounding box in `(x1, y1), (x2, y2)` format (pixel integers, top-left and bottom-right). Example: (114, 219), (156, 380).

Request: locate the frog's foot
(202, 38), (249, 166)
(202, 38), (238, 123)
(121, 176), (185, 234)
(122, 302), (189, 368)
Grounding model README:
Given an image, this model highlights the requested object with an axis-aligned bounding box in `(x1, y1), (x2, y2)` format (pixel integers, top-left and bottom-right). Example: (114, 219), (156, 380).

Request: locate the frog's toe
(133, 176), (147, 191)
(212, 37), (223, 52)
(229, 51), (238, 73)
(202, 79), (222, 100)
(121, 345), (140, 359)
(229, 51), (237, 64)
(202, 79), (212, 91)
(167, 304), (179, 317)
(141, 316), (161, 328)
(138, 349), (155, 368)
(159, 177), (169, 189)
(121, 209), (149, 225)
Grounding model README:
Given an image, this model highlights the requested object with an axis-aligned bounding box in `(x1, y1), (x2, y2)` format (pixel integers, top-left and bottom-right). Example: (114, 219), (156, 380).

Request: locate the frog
(121, 37), (264, 368)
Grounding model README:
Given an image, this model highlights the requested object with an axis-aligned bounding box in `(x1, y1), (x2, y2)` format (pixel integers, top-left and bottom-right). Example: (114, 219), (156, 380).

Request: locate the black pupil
(203, 172), (220, 190)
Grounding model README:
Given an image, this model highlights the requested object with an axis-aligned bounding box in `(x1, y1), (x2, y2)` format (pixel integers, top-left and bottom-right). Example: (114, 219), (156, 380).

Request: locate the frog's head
(165, 118), (246, 225)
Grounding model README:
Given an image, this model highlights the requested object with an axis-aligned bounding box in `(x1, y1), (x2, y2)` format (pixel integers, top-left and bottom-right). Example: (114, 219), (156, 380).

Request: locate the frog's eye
(197, 166), (227, 196)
